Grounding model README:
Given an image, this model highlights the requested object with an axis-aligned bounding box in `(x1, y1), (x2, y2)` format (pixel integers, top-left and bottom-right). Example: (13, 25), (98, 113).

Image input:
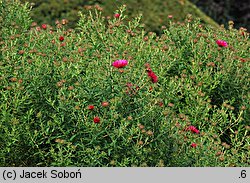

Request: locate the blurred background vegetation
(17, 0), (250, 32)
(19, 0), (220, 33)
(190, 0), (250, 30)
(18, 0), (250, 32)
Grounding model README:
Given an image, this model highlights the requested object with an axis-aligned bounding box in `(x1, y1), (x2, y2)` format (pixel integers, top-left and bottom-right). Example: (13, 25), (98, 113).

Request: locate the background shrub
(0, 0), (32, 38)
(20, 0), (219, 33)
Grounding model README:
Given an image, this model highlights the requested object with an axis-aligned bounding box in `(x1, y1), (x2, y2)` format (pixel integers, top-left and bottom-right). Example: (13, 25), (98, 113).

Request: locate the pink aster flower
(168, 15), (173, 19)
(114, 13), (120, 18)
(191, 143), (197, 148)
(41, 24), (47, 30)
(148, 71), (158, 83)
(88, 105), (95, 110)
(93, 116), (100, 123)
(216, 40), (228, 47)
(112, 60), (128, 68)
(186, 126), (200, 134)
(146, 68), (158, 83)
(59, 36), (64, 42)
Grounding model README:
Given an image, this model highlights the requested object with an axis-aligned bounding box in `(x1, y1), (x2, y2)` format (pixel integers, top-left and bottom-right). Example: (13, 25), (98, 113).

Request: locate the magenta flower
(88, 105), (95, 110)
(168, 15), (173, 19)
(147, 71), (158, 83)
(186, 126), (200, 134)
(146, 68), (158, 83)
(191, 143), (197, 148)
(114, 13), (120, 18)
(41, 24), (47, 30)
(112, 60), (128, 68)
(93, 116), (100, 123)
(216, 40), (228, 47)
(59, 36), (64, 42)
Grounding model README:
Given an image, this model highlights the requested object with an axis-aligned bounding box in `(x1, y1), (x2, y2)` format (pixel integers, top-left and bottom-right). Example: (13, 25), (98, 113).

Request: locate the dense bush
(0, 0), (249, 166)
(19, 0), (99, 28)
(0, 0), (32, 38)
(20, 0), (219, 34)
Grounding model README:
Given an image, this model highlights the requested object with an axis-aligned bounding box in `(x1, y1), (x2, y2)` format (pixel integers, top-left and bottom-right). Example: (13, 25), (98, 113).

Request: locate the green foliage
(0, 2), (249, 167)
(19, 0), (99, 28)
(0, 0), (32, 38)
(20, 0), (219, 34)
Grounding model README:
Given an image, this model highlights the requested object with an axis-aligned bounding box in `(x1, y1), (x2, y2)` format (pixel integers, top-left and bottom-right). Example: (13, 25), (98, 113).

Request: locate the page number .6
(240, 170), (246, 179)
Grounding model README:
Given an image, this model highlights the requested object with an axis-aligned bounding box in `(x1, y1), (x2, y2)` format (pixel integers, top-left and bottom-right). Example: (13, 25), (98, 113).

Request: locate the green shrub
(0, 1), (249, 166)
(20, 0), (219, 33)
(0, 0), (32, 38)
